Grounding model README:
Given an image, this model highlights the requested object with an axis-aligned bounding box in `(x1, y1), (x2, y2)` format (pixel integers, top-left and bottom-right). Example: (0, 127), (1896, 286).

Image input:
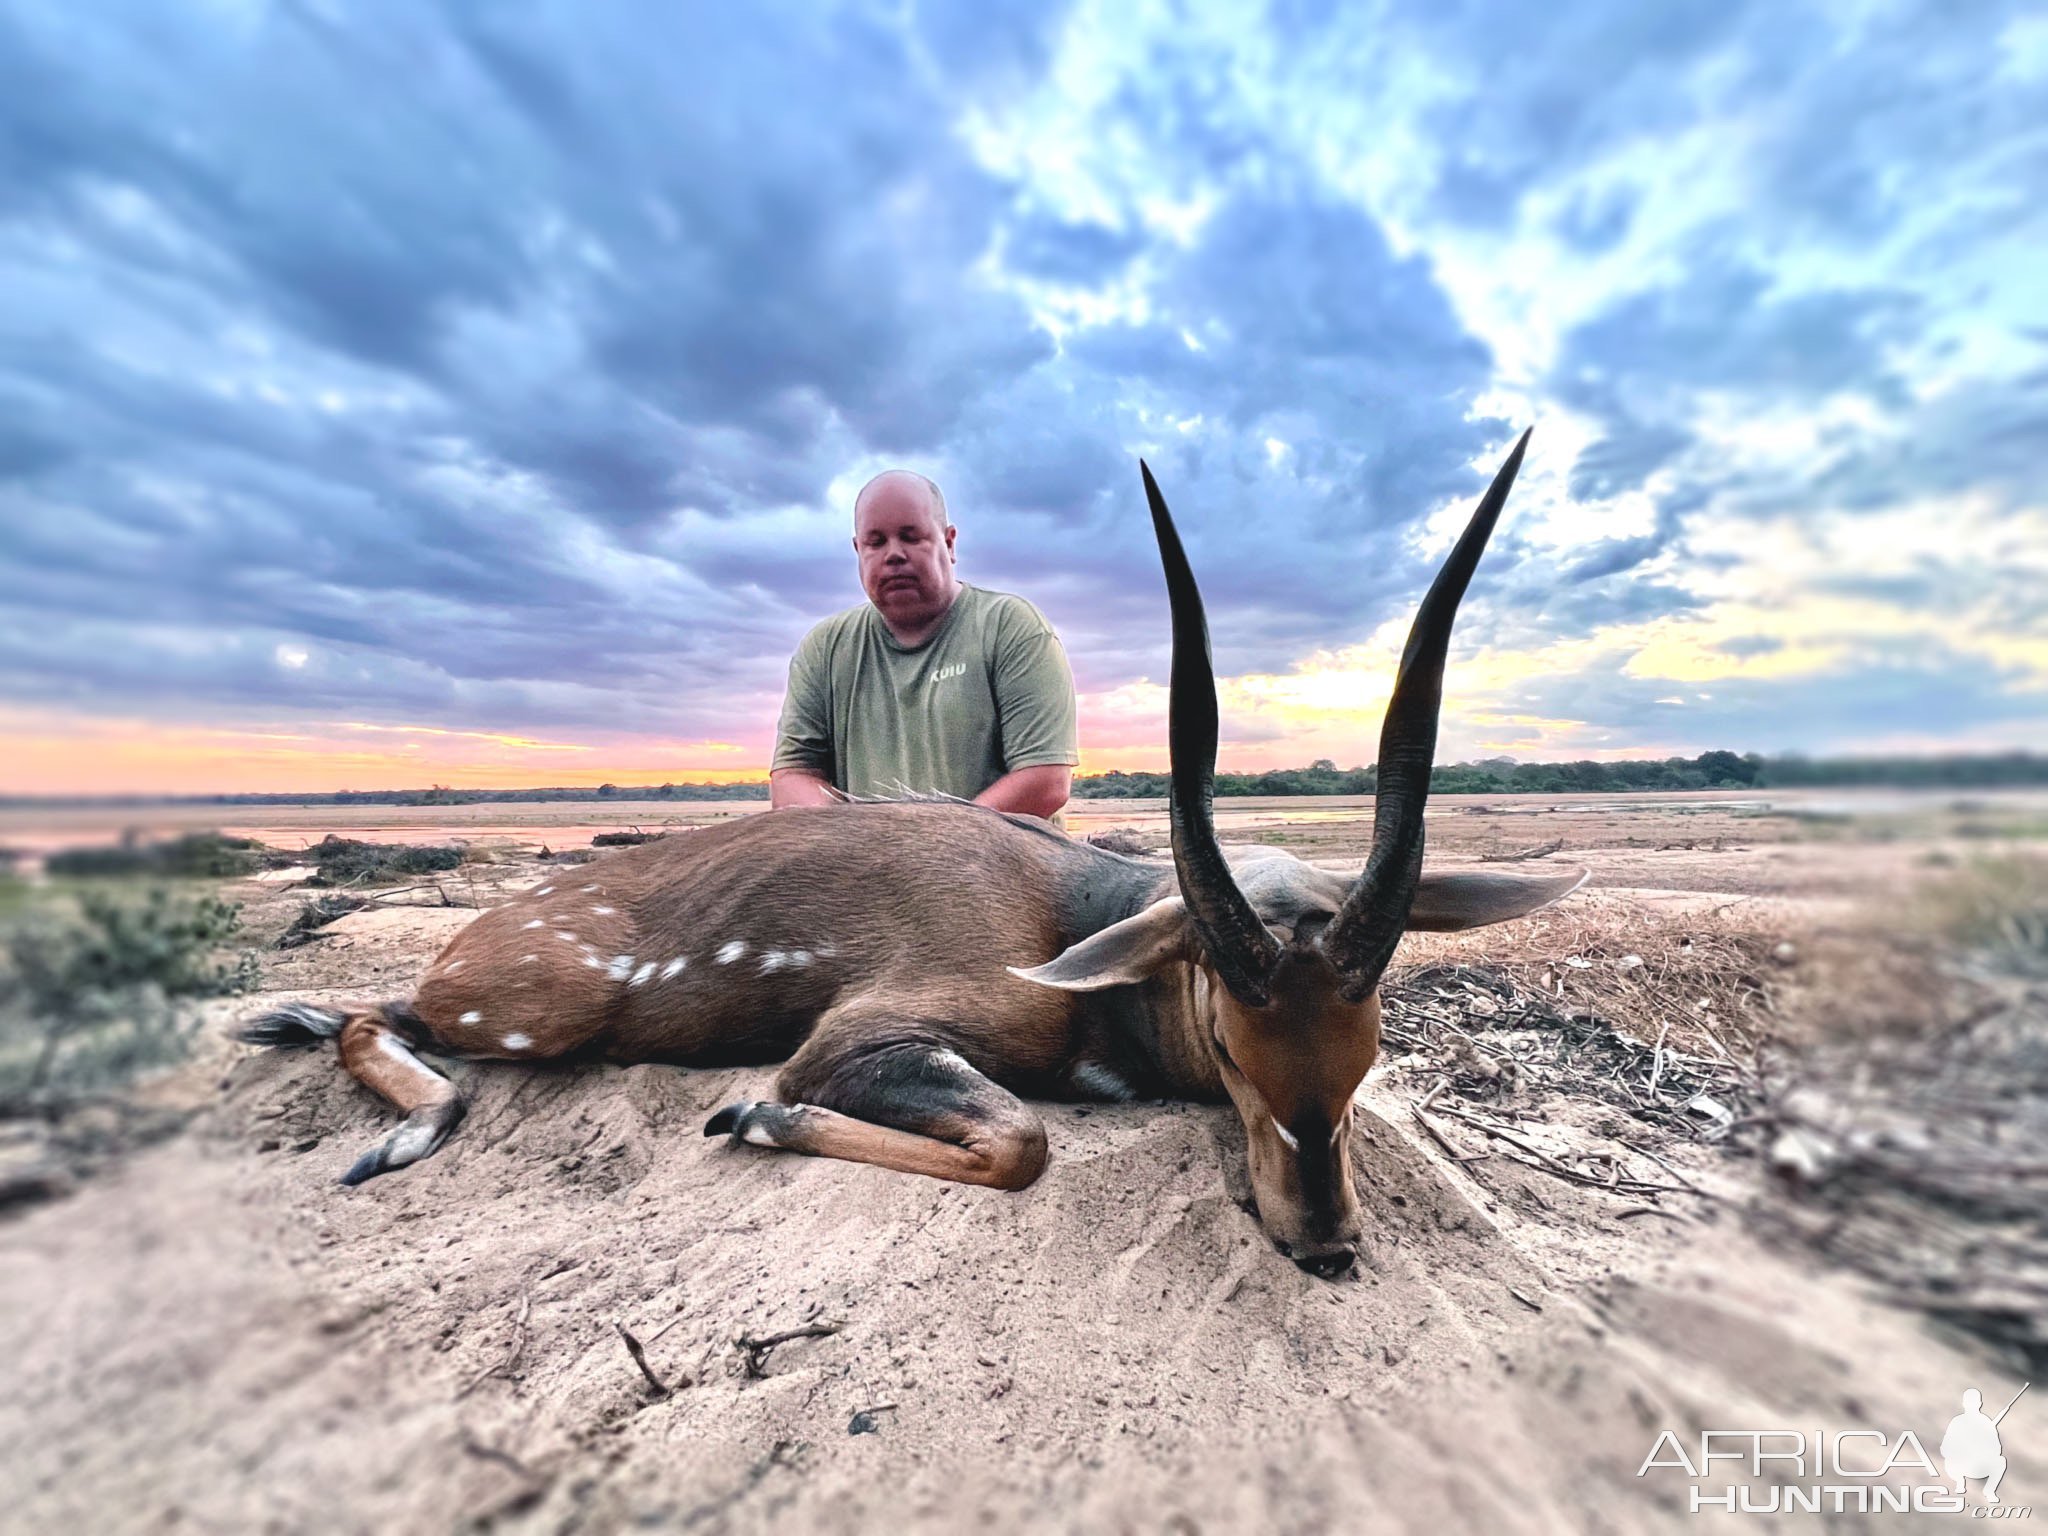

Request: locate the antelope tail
(235, 1000), (427, 1048)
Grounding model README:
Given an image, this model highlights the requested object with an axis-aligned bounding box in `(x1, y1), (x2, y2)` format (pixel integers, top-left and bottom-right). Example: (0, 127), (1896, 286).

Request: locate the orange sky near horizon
(0, 697), (1709, 798)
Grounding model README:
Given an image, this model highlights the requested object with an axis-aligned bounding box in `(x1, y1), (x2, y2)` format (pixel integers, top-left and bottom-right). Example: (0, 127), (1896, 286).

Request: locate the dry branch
(737, 1320), (845, 1378)
(1479, 839), (1564, 862)
(614, 1321), (673, 1396)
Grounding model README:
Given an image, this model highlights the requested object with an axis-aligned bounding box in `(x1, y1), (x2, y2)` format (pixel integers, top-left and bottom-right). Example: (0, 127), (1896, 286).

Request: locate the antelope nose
(1293, 1246), (1356, 1279)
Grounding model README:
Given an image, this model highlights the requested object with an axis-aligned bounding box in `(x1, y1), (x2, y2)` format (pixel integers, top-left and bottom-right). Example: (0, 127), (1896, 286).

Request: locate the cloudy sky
(2, 0), (2044, 794)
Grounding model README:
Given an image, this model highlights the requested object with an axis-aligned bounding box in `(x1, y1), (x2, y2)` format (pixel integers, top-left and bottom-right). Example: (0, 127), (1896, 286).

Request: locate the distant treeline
(1076, 750), (2048, 798)
(7, 751), (2047, 810)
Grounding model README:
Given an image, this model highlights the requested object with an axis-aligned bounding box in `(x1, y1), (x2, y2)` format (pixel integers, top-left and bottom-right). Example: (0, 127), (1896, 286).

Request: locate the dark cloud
(1717, 635), (1786, 659)
(1557, 259), (1919, 409)
(1362, 0), (1750, 229)
(1566, 421), (1692, 503)
(1001, 214), (1146, 285)
(1553, 186), (1639, 254)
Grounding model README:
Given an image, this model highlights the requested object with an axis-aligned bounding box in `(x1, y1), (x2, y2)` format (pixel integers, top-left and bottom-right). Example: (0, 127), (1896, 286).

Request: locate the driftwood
(1478, 839), (1565, 863)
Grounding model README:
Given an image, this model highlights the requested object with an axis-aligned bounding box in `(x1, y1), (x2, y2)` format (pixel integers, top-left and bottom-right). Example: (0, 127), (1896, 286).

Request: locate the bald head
(854, 470), (950, 535)
(851, 468), (961, 644)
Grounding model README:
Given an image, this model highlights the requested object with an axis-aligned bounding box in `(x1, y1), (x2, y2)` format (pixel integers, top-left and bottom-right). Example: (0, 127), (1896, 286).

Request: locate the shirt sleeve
(991, 601), (1080, 771)
(771, 625), (836, 778)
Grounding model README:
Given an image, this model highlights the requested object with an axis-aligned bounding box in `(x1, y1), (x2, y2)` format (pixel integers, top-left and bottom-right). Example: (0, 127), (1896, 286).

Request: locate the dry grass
(1393, 891), (1784, 1061)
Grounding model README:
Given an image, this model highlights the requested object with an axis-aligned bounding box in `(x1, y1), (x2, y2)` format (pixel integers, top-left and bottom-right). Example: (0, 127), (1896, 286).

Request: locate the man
(771, 469), (1078, 819)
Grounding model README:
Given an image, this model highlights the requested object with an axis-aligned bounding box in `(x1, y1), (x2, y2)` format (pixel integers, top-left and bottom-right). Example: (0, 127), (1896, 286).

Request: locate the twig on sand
(460, 1429), (539, 1481)
(1411, 1098), (1490, 1164)
(737, 1320), (845, 1378)
(615, 1321), (674, 1397)
(1617, 1136), (1713, 1197)
(1435, 1103), (1701, 1198)
(459, 1292), (532, 1398)
(1479, 839), (1565, 863)
(1614, 1205), (1687, 1222)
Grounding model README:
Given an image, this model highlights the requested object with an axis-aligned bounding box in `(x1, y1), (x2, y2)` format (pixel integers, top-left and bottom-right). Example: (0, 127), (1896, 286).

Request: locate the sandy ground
(3, 793), (2044, 1533)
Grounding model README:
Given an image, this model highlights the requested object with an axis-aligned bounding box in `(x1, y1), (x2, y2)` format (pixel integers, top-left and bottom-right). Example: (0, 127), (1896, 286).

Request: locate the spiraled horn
(1141, 461), (1281, 1006)
(1318, 429), (1532, 1001)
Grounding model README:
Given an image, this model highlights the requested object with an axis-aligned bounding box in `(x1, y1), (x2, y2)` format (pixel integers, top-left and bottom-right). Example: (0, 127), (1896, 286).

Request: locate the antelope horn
(1142, 461), (1282, 1006)
(1319, 429), (1532, 1001)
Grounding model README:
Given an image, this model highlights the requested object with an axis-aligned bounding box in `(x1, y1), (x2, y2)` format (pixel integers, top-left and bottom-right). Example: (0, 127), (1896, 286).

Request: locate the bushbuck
(241, 431), (1579, 1275)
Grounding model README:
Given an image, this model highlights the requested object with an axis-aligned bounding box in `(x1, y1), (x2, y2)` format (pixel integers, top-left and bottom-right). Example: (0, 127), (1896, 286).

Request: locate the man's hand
(770, 768), (841, 809)
(973, 764), (1072, 820)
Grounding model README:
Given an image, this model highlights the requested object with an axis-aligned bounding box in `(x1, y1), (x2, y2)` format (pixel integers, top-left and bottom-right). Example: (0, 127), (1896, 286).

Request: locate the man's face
(854, 478), (958, 631)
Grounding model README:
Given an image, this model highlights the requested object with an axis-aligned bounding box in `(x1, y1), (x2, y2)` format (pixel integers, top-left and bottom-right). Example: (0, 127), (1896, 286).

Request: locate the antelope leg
(336, 1012), (466, 1186)
(705, 1039), (1048, 1191)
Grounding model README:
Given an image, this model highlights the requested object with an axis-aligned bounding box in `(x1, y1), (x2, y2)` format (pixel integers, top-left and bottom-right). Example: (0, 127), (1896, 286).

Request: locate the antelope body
(242, 433), (1579, 1274)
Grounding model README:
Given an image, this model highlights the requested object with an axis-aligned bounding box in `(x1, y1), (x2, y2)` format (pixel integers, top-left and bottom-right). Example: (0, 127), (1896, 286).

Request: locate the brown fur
(412, 802), (1085, 1072)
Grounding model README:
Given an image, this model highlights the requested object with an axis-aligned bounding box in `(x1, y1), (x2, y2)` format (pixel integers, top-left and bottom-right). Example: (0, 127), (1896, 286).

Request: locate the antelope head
(1016, 432), (1582, 1275)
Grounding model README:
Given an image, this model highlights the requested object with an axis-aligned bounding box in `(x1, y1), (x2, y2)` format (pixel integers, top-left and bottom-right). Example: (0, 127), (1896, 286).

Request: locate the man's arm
(974, 763), (1072, 819)
(987, 598), (1081, 820)
(770, 768), (841, 808)
(770, 626), (840, 809)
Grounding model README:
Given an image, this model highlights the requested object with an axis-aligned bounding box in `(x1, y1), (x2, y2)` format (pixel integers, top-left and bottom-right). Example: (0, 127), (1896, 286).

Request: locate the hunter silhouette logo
(1944, 1385), (2027, 1507)
(1637, 1382), (2032, 1516)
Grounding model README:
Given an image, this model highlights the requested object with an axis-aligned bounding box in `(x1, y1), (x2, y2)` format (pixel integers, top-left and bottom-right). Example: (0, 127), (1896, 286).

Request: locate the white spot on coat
(660, 957), (687, 980)
(520, 954), (538, 964)
(523, 919), (545, 930)
(580, 884), (600, 893)
(459, 1011), (482, 1025)
(534, 886), (554, 897)
(442, 960), (464, 974)
(502, 1033), (532, 1051)
(606, 954), (636, 981)
(629, 961), (656, 987)
(758, 950), (791, 974)
(591, 906), (615, 916)
(715, 941), (747, 965)
(582, 954), (605, 969)
(556, 931), (579, 944)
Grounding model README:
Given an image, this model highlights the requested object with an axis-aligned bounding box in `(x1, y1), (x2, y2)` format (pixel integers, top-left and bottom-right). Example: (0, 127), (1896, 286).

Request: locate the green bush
(0, 888), (259, 1111)
(44, 831), (276, 880)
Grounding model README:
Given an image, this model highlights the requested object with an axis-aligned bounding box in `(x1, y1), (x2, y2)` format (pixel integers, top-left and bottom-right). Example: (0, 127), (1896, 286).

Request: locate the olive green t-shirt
(772, 584), (1079, 801)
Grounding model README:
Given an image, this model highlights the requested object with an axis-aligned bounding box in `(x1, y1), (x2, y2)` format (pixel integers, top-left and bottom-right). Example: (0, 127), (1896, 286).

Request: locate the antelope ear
(1404, 868), (1588, 932)
(1009, 898), (1189, 992)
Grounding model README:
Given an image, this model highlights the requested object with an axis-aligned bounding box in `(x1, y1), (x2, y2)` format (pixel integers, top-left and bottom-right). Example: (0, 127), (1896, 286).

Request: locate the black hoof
(704, 1102), (750, 1138)
(339, 1148), (386, 1187)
